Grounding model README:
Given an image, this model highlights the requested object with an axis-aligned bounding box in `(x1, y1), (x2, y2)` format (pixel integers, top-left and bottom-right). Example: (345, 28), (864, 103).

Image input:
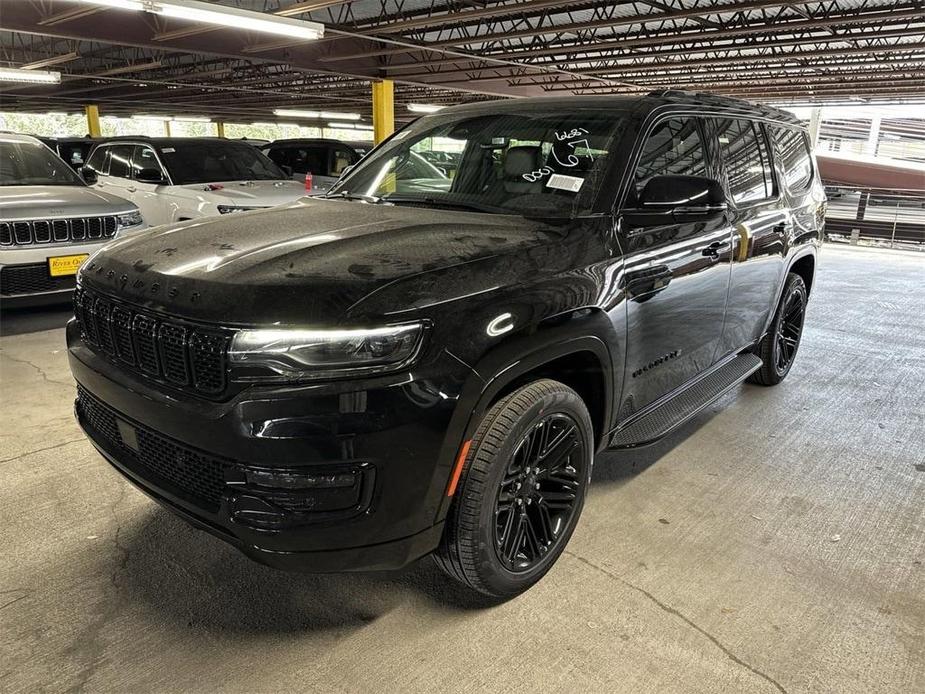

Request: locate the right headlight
(229, 323), (425, 382)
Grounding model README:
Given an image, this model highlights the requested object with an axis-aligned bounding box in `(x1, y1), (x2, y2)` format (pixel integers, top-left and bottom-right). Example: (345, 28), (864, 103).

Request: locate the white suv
(83, 138), (306, 226)
(1, 133), (144, 306)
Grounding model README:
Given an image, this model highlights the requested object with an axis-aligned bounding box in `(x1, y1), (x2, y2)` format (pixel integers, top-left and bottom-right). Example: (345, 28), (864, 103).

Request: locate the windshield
(329, 109), (625, 216)
(159, 142), (288, 184)
(0, 139), (84, 186)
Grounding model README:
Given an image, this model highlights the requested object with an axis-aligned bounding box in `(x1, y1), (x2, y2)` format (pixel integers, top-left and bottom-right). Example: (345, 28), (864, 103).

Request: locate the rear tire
(749, 272), (808, 386)
(435, 379), (593, 599)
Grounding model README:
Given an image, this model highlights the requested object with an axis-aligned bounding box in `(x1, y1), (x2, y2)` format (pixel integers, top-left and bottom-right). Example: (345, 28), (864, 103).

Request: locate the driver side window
(632, 117), (707, 203)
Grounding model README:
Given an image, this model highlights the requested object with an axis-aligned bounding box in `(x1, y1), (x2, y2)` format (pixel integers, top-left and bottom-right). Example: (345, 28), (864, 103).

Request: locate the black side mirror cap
(624, 175), (728, 228)
(80, 166), (97, 185)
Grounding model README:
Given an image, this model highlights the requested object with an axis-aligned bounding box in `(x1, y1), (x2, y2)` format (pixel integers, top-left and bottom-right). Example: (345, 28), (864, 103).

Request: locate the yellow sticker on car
(48, 254), (90, 277)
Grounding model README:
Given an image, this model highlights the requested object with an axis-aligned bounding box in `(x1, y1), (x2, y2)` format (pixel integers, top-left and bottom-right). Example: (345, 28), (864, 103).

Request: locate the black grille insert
(0, 263), (77, 296)
(77, 386), (229, 511)
(0, 215), (118, 246)
(75, 287), (229, 396)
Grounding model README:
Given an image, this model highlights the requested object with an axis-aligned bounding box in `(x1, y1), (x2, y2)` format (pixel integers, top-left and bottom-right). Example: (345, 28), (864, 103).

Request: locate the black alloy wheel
(749, 272), (808, 386)
(494, 413), (585, 572)
(435, 379), (594, 598)
(775, 286), (806, 374)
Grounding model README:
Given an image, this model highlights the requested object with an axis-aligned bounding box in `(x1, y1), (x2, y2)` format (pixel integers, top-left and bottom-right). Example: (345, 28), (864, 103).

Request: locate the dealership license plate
(48, 254), (90, 277)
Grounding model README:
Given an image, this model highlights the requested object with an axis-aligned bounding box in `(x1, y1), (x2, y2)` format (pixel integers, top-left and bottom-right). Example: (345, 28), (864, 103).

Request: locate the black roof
(441, 91), (803, 127)
(263, 138), (358, 147)
(91, 136), (254, 146)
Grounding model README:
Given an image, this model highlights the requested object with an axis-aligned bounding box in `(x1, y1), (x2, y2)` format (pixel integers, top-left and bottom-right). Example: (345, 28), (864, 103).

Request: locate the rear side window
(632, 117), (707, 199)
(107, 145), (133, 179)
(714, 119), (774, 204)
(131, 146), (163, 178)
(772, 127), (813, 192)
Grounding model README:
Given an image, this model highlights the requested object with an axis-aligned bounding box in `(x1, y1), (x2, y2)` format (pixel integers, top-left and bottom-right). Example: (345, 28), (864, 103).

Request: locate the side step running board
(608, 353), (762, 449)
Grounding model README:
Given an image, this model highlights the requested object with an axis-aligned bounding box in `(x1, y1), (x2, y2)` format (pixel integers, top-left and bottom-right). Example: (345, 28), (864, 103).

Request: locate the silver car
(0, 133), (145, 307)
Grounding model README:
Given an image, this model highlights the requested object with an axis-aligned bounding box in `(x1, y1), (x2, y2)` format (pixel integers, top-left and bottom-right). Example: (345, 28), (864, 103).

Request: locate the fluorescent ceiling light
(328, 122), (373, 130)
(250, 122), (277, 127)
(0, 67), (61, 84)
(171, 115), (211, 122)
(133, 114), (169, 120)
(274, 108), (361, 121)
(407, 103), (445, 114)
(77, 0), (324, 40)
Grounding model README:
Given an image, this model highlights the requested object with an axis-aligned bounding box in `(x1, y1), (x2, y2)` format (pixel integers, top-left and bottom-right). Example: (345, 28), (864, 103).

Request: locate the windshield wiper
(322, 190), (385, 204)
(385, 196), (507, 214)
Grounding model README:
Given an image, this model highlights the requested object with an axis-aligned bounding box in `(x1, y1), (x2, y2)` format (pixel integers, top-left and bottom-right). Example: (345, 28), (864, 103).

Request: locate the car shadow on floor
(103, 392), (729, 634)
(109, 506), (501, 635)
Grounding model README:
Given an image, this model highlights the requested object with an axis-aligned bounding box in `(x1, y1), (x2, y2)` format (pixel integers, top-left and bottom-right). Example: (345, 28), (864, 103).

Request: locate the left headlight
(117, 210), (144, 229)
(229, 323), (425, 382)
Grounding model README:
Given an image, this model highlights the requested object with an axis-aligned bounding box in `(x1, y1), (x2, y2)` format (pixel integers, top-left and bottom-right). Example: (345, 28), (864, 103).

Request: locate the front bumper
(68, 319), (474, 572)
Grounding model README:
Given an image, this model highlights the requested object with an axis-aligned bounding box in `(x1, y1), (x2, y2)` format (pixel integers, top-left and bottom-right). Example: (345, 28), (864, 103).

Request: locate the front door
(617, 116), (734, 417)
(129, 145), (171, 226)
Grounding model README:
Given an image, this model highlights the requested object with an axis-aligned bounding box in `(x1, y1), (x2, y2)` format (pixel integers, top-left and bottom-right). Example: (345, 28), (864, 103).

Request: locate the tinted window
(107, 144), (133, 179)
(0, 139), (83, 186)
(633, 117), (707, 199)
(715, 119), (773, 204)
(85, 146), (107, 174)
(773, 127), (813, 192)
(333, 110), (625, 217)
(332, 146), (355, 175)
(288, 146), (329, 175)
(131, 146), (163, 178)
(159, 142), (288, 184)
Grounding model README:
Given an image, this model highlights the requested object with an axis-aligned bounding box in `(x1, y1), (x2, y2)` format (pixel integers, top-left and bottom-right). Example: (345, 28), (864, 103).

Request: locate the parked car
(82, 137), (305, 226)
(261, 138), (363, 192)
(37, 136), (99, 171)
(68, 91), (824, 597)
(0, 133), (144, 307)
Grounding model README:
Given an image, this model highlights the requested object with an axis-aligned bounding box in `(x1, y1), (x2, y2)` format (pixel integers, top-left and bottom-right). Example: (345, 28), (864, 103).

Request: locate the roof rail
(646, 89), (801, 125)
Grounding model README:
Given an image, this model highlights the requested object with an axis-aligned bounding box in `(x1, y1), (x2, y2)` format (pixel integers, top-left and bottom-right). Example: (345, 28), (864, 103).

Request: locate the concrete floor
(1, 245), (923, 694)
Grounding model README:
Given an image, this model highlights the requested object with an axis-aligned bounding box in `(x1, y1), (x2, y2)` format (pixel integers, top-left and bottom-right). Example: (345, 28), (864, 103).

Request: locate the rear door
(618, 115), (734, 415)
(711, 118), (789, 356)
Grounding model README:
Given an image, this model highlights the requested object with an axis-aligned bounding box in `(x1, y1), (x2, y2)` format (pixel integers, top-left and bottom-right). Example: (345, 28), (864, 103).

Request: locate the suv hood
(79, 197), (581, 325)
(178, 179), (305, 207)
(0, 185), (137, 220)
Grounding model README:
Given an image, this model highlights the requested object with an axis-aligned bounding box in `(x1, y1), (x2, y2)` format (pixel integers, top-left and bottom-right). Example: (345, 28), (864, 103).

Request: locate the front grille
(0, 263), (77, 296)
(74, 287), (229, 396)
(77, 386), (229, 511)
(0, 216), (117, 247)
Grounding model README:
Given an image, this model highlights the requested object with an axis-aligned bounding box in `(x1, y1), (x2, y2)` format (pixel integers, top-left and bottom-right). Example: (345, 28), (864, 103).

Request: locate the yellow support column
(85, 104), (101, 137)
(372, 79), (394, 145)
(216, 121), (226, 138)
(164, 120), (172, 137)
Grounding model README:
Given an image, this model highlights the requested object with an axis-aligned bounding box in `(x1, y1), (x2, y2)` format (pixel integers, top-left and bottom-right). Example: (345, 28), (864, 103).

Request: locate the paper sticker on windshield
(161, 147), (176, 153)
(546, 174), (584, 193)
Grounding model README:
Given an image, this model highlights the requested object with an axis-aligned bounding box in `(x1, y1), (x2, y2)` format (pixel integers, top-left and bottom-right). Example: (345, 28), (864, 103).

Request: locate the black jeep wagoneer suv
(69, 91), (824, 597)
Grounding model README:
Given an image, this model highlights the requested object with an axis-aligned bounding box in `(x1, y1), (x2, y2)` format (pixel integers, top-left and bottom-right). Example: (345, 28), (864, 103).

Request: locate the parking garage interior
(1, 2), (924, 693)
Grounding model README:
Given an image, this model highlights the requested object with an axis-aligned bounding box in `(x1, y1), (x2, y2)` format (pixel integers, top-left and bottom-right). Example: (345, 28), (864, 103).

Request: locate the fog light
(245, 468), (356, 490)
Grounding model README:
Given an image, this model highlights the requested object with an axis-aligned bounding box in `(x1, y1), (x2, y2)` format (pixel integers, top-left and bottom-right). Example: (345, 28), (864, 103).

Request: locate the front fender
(428, 309), (620, 524)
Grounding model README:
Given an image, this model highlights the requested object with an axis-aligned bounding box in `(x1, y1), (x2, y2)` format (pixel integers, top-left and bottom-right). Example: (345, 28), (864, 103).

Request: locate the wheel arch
(431, 314), (618, 524)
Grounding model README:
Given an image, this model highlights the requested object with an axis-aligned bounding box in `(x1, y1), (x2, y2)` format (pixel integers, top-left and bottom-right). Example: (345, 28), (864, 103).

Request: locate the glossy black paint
(68, 93), (824, 572)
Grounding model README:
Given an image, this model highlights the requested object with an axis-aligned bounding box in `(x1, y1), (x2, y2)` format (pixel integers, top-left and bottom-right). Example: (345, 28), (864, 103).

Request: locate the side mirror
(80, 166), (98, 185)
(136, 168), (167, 185)
(623, 175), (727, 228)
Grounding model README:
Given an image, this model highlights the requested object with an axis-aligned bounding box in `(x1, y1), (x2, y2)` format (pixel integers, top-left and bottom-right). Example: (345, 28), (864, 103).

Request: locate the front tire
(435, 379), (594, 598)
(749, 272), (808, 386)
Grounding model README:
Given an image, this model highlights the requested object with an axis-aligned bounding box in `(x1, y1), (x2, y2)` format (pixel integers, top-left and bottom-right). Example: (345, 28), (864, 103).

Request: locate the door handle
(701, 241), (731, 257)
